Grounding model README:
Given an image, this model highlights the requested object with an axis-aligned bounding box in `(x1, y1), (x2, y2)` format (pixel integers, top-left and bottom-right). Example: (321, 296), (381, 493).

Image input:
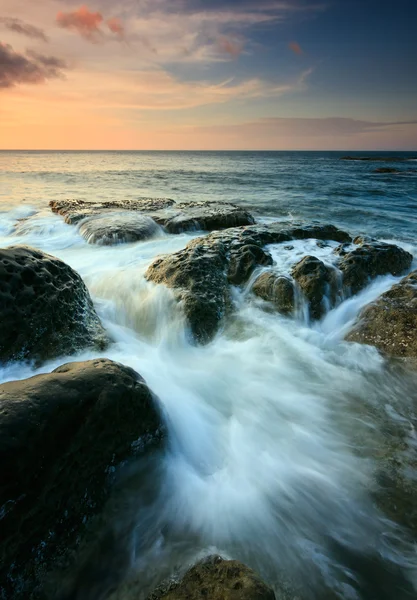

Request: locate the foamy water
(1, 199), (417, 599)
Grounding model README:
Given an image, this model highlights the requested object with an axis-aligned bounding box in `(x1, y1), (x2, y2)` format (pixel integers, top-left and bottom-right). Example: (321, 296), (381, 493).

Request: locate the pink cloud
(217, 36), (244, 58)
(289, 41), (303, 55)
(107, 17), (124, 37)
(56, 6), (104, 41)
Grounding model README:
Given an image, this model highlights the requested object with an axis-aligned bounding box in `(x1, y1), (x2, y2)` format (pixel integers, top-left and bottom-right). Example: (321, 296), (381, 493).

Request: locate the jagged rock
(346, 270), (417, 358)
(145, 556), (275, 600)
(78, 212), (162, 245)
(228, 245), (273, 285)
(252, 272), (295, 315)
(0, 246), (108, 364)
(0, 359), (164, 599)
(50, 199), (255, 238)
(292, 256), (339, 320)
(146, 222), (352, 343)
(339, 242), (413, 295)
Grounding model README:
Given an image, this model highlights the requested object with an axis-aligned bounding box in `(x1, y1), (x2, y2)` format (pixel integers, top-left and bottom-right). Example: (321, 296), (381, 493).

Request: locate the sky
(0, 0), (416, 150)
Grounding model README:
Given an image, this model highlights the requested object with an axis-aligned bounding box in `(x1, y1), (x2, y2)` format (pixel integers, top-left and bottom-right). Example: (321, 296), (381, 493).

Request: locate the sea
(1, 151), (417, 599)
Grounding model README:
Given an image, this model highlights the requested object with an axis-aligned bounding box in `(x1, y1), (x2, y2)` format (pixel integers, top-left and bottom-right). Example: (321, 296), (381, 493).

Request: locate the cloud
(289, 41), (303, 55)
(0, 17), (48, 42)
(107, 17), (124, 37)
(0, 42), (68, 89)
(56, 5), (104, 41)
(217, 36), (244, 58)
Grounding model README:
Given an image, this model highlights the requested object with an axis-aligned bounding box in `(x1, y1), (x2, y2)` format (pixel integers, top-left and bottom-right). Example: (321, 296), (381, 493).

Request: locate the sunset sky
(1, 0), (416, 150)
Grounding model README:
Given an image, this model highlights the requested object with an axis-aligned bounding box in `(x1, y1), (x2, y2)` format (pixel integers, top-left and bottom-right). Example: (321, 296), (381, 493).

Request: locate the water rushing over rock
(1, 151), (417, 600)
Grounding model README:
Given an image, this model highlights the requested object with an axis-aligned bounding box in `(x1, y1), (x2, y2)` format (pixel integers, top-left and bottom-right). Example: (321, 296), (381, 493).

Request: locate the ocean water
(1, 151), (417, 599)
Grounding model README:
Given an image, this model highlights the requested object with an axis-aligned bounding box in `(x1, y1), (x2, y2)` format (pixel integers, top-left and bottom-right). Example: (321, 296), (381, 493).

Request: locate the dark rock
(50, 199), (255, 237)
(0, 246), (108, 364)
(341, 156), (417, 162)
(0, 358), (164, 599)
(228, 245), (273, 285)
(339, 242), (413, 295)
(163, 201), (255, 234)
(78, 212), (162, 245)
(146, 222), (352, 343)
(373, 167), (400, 174)
(346, 270), (417, 358)
(146, 556), (275, 600)
(352, 235), (377, 245)
(333, 243), (352, 256)
(292, 256), (340, 320)
(252, 272), (295, 315)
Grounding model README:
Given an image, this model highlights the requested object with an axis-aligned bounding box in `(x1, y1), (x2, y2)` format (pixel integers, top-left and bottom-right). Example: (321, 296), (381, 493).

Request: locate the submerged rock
(50, 198), (255, 240)
(146, 222), (351, 343)
(292, 256), (340, 320)
(339, 241), (413, 295)
(252, 272), (295, 315)
(0, 358), (164, 599)
(78, 212), (162, 245)
(145, 556), (276, 600)
(346, 270), (417, 358)
(0, 246), (108, 364)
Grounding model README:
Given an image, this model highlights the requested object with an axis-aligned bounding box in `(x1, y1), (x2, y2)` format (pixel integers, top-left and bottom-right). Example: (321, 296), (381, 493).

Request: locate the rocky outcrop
(339, 241), (413, 295)
(0, 359), (164, 599)
(252, 272), (295, 315)
(346, 270), (417, 358)
(78, 212), (162, 245)
(145, 556), (275, 600)
(0, 246), (108, 364)
(146, 222), (351, 343)
(292, 256), (340, 320)
(50, 199), (255, 240)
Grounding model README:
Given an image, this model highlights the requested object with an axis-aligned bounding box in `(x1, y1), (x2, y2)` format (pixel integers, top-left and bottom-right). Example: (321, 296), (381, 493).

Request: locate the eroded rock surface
(0, 246), (108, 364)
(146, 556), (276, 600)
(146, 222), (351, 342)
(339, 241), (412, 295)
(346, 270), (417, 358)
(0, 359), (164, 599)
(292, 256), (340, 320)
(252, 272), (295, 315)
(50, 199), (255, 241)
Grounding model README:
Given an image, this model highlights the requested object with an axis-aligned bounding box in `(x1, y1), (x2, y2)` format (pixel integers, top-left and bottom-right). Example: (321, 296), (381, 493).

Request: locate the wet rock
(146, 556), (276, 600)
(341, 156), (417, 162)
(333, 243), (352, 256)
(78, 212), (162, 245)
(50, 199), (255, 237)
(346, 270), (417, 358)
(50, 198), (175, 225)
(292, 256), (340, 320)
(339, 241), (413, 295)
(0, 246), (108, 364)
(146, 222), (352, 343)
(163, 201), (255, 234)
(374, 167), (400, 174)
(252, 272), (295, 315)
(0, 358), (164, 599)
(228, 245), (273, 285)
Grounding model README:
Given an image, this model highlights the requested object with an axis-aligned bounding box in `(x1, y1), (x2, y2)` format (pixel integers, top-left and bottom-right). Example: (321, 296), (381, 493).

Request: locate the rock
(50, 199), (255, 237)
(374, 167), (400, 174)
(0, 246), (108, 364)
(78, 212), (162, 245)
(341, 156), (417, 162)
(292, 256), (339, 320)
(146, 222), (352, 343)
(339, 242), (413, 295)
(228, 245), (273, 285)
(333, 243), (352, 256)
(346, 270), (417, 358)
(252, 272), (295, 315)
(146, 556), (275, 600)
(50, 198), (175, 225)
(163, 201), (255, 234)
(0, 358), (164, 599)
